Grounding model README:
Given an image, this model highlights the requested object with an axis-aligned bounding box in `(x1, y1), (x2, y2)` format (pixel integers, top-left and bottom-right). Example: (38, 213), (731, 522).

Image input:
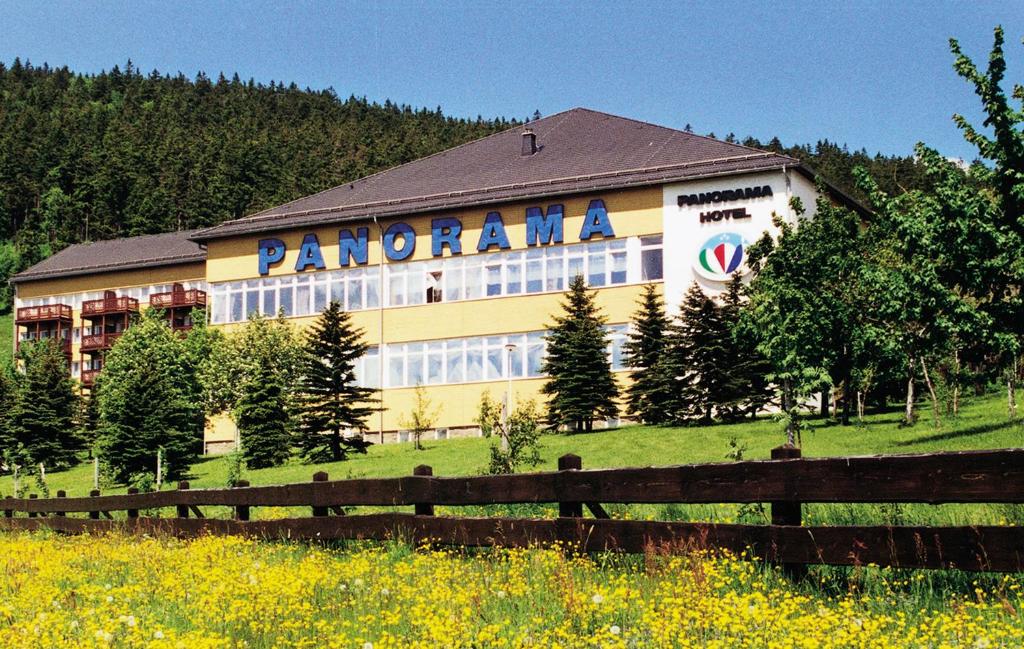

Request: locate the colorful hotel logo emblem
(695, 232), (748, 281)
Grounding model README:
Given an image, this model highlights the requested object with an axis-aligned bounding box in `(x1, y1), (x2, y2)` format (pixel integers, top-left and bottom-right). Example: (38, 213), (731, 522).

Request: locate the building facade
(11, 109), (850, 451)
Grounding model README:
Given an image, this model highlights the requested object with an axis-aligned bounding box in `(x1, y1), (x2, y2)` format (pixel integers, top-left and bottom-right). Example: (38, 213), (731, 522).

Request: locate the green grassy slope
(4, 391), (1020, 500)
(0, 313), (11, 367)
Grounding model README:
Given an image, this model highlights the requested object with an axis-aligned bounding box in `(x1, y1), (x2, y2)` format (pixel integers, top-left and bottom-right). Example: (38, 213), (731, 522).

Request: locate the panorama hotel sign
(673, 182), (777, 283)
(255, 199), (616, 275)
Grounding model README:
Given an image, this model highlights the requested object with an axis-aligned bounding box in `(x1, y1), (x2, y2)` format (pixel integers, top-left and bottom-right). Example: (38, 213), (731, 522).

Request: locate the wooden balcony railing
(80, 332), (122, 352)
(80, 369), (100, 387)
(81, 296), (138, 317)
(150, 288), (207, 309)
(16, 336), (71, 355)
(15, 304), (72, 324)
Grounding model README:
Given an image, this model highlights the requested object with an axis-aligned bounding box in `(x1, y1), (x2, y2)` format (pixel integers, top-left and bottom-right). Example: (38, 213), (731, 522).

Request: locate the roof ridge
(66, 228), (204, 250)
(570, 107), (771, 155)
(242, 111), (574, 222)
(208, 150), (795, 227)
(13, 250), (206, 281)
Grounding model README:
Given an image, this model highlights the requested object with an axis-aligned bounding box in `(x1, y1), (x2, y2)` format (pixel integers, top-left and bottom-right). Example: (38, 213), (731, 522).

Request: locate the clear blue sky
(3, 1), (1022, 160)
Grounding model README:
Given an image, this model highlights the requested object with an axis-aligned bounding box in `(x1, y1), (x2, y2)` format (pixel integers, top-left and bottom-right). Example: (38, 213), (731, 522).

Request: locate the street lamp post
(502, 343), (517, 453)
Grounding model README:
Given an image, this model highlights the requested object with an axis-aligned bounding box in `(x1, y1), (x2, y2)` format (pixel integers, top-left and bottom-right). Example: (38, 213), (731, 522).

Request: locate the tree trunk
(840, 384), (851, 426)
(1010, 377), (1018, 420)
(856, 389), (864, 422)
(841, 364), (852, 426)
(904, 357), (916, 426)
(952, 350), (961, 417)
(819, 391), (829, 418)
(783, 377), (797, 447)
(920, 357), (941, 428)
(330, 428), (342, 461)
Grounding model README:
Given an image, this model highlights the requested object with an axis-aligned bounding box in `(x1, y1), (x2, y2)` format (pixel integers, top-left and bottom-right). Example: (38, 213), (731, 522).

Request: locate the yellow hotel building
(10, 109), (852, 452)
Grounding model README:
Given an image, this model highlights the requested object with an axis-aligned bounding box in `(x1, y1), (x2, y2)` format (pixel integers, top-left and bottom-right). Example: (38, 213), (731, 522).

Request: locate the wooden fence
(2, 446), (1024, 573)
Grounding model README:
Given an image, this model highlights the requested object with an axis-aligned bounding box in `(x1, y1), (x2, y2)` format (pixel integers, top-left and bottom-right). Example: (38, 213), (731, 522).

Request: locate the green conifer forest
(0, 58), (936, 314)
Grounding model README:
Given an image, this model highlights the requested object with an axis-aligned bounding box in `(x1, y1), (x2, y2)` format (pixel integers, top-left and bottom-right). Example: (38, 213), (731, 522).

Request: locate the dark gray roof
(192, 108), (804, 241)
(11, 230), (206, 284)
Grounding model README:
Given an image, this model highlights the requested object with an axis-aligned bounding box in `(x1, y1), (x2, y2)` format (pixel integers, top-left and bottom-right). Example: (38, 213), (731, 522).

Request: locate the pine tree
(717, 274), (773, 420)
(541, 275), (619, 432)
(623, 284), (669, 424)
(296, 301), (377, 462)
(96, 311), (204, 483)
(236, 362), (292, 469)
(9, 340), (81, 469)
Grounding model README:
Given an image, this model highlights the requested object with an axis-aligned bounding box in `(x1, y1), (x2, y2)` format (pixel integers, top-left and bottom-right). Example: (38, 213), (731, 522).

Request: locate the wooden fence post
(176, 481), (189, 519)
(234, 480), (250, 522)
(311, 472), (328, 517)
(27, 494), (37, 518)
(558, 454), (583, 518)
(770, 444), (806, 580)
(56, 490), (66, 517)
(413, 465), (434, 516)
(89, 489), (100, 520)
(3, 496), (12, 518)
(126, 487), (139, 519)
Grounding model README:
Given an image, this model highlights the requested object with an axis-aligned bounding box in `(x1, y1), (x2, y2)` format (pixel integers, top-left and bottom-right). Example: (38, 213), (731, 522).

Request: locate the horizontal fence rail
(2, 448), (1023, 573)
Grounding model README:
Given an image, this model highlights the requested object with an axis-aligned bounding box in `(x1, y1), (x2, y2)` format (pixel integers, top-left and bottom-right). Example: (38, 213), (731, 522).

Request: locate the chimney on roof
(521, 129), (537, 156)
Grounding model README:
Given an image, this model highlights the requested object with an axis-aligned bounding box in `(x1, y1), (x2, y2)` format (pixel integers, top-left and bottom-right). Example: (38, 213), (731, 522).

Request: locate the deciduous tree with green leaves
(9, 340), (81, 469)
(399, 385), (441, 451)
(199, 311), (304, 417)
(541, 275), (619, 432)
(741, 197), (868, 443)
(96, 310), (205, 483)
(856, 147), (1001, 427)
(295, 301), (377, 462)
(948, 26), (1024, 415)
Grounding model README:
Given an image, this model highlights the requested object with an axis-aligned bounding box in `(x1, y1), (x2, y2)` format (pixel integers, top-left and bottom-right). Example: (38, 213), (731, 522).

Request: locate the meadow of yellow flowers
(0, 531), (1021, 648)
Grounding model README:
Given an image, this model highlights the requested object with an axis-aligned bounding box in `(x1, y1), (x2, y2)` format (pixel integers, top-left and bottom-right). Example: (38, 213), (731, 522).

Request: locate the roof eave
(9, 254), (207, 286)
(791, 163), (872, 217)
(191, 157), (802, 243)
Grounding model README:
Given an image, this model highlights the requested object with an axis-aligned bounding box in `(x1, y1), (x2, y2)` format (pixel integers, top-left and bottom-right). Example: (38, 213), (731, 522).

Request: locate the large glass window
(446, 339), (464, 383)
(279, 282), (294, 317)
(207, 235), (663, 324)
(641, 235), (664, 281)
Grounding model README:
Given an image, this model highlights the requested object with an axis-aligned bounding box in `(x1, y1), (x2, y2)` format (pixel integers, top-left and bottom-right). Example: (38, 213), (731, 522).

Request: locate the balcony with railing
(15, 304), (73, 325)
(16, 333), (72, 356)
(80, 332), (123, 352)
(81, 291), (139, 318)
(80, 368), (101, 387)
(149, 285), (207, 310)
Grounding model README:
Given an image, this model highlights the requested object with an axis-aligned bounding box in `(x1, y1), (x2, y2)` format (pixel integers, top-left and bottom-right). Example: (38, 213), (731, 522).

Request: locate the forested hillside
(0, 58), (937, 313)
(0, 59), (517, 310)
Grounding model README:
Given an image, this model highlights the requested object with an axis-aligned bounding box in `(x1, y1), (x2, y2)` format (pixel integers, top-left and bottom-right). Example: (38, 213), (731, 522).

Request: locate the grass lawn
(5, 390), (1021, 503)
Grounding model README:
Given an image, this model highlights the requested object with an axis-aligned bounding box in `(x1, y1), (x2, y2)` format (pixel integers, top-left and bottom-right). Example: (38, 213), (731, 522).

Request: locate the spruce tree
(541, 275), (620, 432)
(623, 284), (669, 424)
(10, 340), (81, 469)
(236, 362), (292, 469)
(0, 362), (17, 459)
(717, 273), (773, 420)
(657, 283), (729, 424)
(96, 311), (204, 483)
(296, 301), (377, 462)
